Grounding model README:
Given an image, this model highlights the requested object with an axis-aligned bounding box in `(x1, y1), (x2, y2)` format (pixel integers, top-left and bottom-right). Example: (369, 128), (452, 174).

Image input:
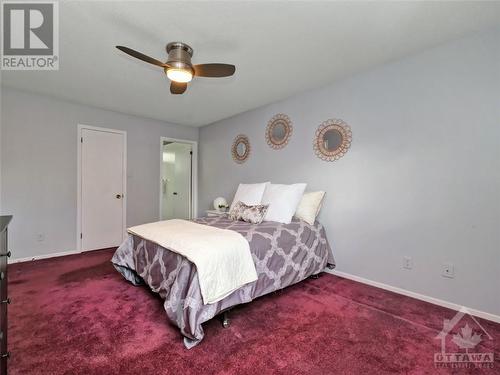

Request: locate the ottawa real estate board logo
(435, 307), (495, 369)
(1, 1), (59, 70)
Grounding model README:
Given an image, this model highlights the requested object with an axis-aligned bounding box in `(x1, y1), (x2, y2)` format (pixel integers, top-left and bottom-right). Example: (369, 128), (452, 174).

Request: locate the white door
(80, 127), (126, 250)
(161, 142), (192, 220)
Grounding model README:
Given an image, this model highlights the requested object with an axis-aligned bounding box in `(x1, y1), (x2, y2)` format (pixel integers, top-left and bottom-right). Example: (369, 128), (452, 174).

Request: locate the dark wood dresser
(0, 215), (12, 375)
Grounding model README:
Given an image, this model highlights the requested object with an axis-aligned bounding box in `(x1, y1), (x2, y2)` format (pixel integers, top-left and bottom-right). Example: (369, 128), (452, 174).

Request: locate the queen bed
(112, 215), (334, 348)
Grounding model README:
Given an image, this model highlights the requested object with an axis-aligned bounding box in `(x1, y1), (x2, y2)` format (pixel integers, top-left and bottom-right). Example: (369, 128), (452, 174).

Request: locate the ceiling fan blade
(116, 46), (167, 68)
(193, 64), (235, 77)
(170, 81), (187, 95)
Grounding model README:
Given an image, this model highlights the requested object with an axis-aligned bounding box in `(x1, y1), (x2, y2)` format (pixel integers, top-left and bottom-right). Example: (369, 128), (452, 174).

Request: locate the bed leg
(221, 311), (230, 328)
(309, 274), (320, 279)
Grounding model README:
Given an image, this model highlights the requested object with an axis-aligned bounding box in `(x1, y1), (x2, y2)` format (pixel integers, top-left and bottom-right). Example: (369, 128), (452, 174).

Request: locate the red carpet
(8, 249), (500, 374)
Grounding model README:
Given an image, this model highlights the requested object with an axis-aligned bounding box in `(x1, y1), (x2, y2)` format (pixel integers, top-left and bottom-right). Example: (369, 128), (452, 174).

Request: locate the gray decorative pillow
(229, 201), (269, 224)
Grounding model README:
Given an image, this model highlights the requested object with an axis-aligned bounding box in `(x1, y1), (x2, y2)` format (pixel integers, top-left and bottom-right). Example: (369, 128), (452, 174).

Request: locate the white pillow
(262, 183), (307, 224)
(294, 191), (325, 225)
(230, 182), (270, 211)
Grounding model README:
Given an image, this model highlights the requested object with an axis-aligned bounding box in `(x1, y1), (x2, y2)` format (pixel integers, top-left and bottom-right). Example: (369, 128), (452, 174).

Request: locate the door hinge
(80, 233), (82, 239)
(81, 137), (83, 143)
(190, 151), (193, 155)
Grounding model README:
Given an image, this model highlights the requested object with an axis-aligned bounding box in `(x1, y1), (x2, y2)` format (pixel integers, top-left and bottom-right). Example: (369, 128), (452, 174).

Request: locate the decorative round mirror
(232, 134), (251, 163)
(313, 119), (352, 161)
(266, 113), (292, 149)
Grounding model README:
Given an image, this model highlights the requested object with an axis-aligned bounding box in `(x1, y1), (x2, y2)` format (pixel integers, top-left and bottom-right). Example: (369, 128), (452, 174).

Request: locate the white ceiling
(2, 1), (500, 127)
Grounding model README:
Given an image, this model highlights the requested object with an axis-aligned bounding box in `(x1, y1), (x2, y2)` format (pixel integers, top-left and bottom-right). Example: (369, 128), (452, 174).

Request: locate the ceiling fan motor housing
(165, 42), (194, 73)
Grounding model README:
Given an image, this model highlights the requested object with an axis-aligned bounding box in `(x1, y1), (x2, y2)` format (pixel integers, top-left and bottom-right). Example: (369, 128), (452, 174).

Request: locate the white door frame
(159, 137), (198, 220)
(77, 124), (127, 252)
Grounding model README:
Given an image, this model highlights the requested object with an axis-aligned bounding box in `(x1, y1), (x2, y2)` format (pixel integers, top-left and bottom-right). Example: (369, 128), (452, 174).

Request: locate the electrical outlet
(403, 256), (413, 270)
(442, 262), (455, 278)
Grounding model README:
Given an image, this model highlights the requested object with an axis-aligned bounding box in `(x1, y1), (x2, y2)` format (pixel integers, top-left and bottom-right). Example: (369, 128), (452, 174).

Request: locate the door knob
(173, 192), (178, 195)
(116, 194), (122, 199)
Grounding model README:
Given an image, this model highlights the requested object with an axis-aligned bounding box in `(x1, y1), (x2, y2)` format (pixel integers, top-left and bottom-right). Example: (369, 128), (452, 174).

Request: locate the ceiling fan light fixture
(166, 68), (193, 83)
(116, 42), (236, 95)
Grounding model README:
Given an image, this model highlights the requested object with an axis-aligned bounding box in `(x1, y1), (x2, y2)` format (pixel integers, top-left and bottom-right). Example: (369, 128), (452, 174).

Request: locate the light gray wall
(199, 29), (500, 315)
(0, 88), (198, 260)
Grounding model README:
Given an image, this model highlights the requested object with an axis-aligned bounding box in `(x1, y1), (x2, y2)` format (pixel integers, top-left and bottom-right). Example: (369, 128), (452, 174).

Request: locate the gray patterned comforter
(111, 217), (335, 348)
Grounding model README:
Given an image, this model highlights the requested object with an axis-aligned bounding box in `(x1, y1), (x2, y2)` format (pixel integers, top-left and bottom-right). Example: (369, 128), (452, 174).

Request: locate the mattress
(111, 216), (335, 348)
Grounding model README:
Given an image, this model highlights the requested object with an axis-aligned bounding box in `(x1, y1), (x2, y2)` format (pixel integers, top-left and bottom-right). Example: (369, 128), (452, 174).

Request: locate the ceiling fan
(116, 42), (235, 95)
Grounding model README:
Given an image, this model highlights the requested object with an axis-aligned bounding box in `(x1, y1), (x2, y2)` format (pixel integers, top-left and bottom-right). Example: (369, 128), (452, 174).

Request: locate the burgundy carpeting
(8, 249), (500, 374)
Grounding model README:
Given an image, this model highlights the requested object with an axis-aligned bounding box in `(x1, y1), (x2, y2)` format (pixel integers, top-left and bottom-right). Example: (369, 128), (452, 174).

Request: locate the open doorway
(159, 138), (197, 220)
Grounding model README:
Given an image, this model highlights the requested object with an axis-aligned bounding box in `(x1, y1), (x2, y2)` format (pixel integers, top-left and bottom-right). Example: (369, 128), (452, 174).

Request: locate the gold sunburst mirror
(232, 134), (251, 163)
(266, 113), (293, 149)
(313, 119), (352, 162)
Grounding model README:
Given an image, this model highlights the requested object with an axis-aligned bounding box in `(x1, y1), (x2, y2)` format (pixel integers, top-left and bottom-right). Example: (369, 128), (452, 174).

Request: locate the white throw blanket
(127, 219), (258, 304)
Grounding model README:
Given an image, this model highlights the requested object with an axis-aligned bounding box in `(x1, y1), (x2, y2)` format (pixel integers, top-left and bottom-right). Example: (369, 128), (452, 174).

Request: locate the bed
(111, 216), (335, 348)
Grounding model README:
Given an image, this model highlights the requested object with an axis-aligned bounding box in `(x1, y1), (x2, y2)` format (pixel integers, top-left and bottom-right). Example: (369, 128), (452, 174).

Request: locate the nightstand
(205, 210), (228, 217)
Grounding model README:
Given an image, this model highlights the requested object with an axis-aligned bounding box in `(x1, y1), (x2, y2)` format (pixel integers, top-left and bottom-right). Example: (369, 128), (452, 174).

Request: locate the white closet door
(81, 128), (125, 251)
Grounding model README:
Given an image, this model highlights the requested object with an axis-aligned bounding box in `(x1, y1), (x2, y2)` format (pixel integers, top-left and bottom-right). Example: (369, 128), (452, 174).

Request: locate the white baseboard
(327, 269), (500, 324)
(9, 249), (82, 264)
